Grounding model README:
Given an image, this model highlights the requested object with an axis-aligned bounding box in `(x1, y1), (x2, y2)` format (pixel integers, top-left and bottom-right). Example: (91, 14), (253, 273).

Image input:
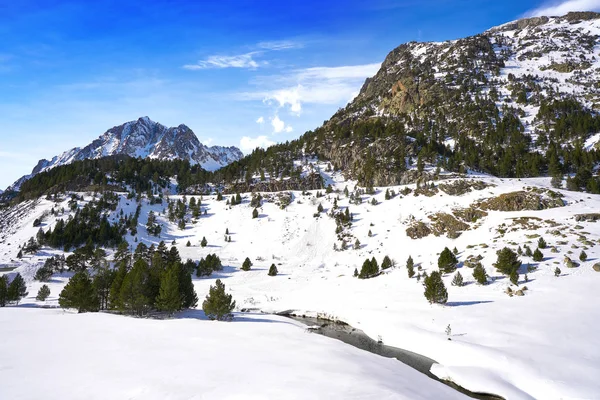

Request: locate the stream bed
(287, 315), (503, 400)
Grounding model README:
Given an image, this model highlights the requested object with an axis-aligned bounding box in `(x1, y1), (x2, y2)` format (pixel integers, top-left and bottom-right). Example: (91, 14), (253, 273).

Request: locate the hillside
(1, 160), (600, 398)
(218, 12), (600, 190)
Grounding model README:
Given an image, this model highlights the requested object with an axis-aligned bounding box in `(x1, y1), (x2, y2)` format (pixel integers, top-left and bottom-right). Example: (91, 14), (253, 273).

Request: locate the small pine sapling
(451, 271), (464, 287)
(36, 284), (51, 301)
(268, 264), (278, 276)
(407, 256), (415, 278)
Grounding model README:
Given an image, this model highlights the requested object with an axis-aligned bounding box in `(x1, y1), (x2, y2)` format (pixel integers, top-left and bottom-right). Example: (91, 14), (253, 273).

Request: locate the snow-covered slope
(7, 117), (243, 191)
(2, 162), (600, 399)
(0, 308), (467, 400)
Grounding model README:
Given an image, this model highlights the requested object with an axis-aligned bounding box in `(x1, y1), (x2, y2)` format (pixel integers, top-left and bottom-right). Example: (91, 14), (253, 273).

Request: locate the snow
(584, 132), (600, 151)
(3, 168), (600, 399)
(0, 307), (467, 400)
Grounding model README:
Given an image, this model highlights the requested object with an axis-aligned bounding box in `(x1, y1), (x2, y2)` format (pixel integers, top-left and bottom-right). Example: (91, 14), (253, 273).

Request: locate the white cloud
(267, 87), (303, 114)
(525, 0), (600, 17)
(202, 138), (214, 146)
(256, 116), (264, 124)
(257, 40), (303, 51)
(241, 63), (381, 114)
(183, 39), (302, 71)
(183, 52), (262, 70)
(270, 115), (293, 134)
(239, 135), (275, 153)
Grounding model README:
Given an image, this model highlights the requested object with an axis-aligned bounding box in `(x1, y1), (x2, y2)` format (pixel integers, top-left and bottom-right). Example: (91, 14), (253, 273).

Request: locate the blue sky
(1, 0), (599, 189)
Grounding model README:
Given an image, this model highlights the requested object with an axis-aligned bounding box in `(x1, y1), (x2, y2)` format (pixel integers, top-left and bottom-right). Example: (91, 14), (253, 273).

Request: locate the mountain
(7, 117), (243, 191)
(226, 12), (600, 191)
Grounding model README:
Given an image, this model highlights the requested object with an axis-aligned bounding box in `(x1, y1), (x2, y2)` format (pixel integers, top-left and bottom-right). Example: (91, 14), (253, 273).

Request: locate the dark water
(287, 315), (503, 400)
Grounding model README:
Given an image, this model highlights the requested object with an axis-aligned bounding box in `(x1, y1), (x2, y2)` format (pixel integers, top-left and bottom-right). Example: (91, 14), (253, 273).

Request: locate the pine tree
(381, 255), (392, 270)
(156, 264), (181, 314)
(113, 242), (131, 267)
(368, 230), (372, 237)
(216, 191), (223, 201)
(451, 271), (464, 287)
(7, 273), (28, 305)
(353, 268), (358, 277)
(58, 271), (97, 313)
(201, 237), (208, 247)
(268, 264), (278, 276)
(554, 267), (561, 277)
(17, 249), (23, 259)
(353, 239), (361, 250)
(36, 284), (51, 301)
(252, 208), (259, 219)
(537, 237), (547, 249)
(579, 250), (588, 262)
(424, 271), (448, 304)
(241, 257), (253, 271)
(495, 247), (521, 276)
(178, 263), (198, 309)
(186, 241), (191, 247)
(35, 260), (54, 282)
(472, 263), (488, 285)
(524, 245), (533, 257)
(532, 248), (543, 262)
(109, 264), (127, 310)
(93, 267), (115, 310)
(438, 247), (458, 273)
(119, 259), (151, 316)
(358, 257), (379, 279)
(452, 247), (458, 255)
(509, 269), (519, 285)
(226, 228), (229, 235)
(202, 279), (236, 321)
(407, 256), (415, 278)
(0, 275), (8, 307)
(317, 203), (323, 213)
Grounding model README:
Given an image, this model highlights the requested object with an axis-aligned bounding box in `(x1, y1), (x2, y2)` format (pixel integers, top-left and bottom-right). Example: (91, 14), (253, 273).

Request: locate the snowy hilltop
(7, 117), (243, 191)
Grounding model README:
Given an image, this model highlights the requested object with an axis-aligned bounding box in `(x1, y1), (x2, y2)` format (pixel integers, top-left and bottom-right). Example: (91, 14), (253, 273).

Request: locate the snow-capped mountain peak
(8, 117), (243, 191)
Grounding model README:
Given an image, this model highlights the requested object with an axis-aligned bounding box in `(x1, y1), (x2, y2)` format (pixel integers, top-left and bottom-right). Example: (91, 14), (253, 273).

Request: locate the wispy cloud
(256, 116), (264, 124)
(525, 0), (600, 17)
(257, 40), (303, 51)
(183, 52), (262, 70)
(241, 63), (381, 114)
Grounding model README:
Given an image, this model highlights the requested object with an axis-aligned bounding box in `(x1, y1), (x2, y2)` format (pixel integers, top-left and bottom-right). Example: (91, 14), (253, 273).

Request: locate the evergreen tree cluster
(438, 247), (458, 273)
(196, 254), (223, 277)
(0, 273), (28, 306)
(358, 257), (380, 279)
(58, 242), (197, 315)
(37, 198), (124, 251)
(495, 247), (521, 285)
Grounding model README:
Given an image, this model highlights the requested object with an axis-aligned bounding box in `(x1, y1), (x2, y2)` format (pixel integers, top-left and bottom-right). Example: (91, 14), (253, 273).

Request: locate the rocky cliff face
(8, 117), (243, 191)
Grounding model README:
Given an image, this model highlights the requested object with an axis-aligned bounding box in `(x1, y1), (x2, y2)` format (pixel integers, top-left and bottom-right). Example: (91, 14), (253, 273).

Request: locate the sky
(1, 0), (599, 189)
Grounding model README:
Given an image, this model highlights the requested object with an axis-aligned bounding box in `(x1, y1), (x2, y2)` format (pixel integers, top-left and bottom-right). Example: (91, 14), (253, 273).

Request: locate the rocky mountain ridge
(283, 11), (600, 188)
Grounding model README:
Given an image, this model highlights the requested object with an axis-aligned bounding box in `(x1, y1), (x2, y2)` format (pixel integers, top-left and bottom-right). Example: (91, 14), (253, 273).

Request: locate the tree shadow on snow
(446, 300), (493, 307)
